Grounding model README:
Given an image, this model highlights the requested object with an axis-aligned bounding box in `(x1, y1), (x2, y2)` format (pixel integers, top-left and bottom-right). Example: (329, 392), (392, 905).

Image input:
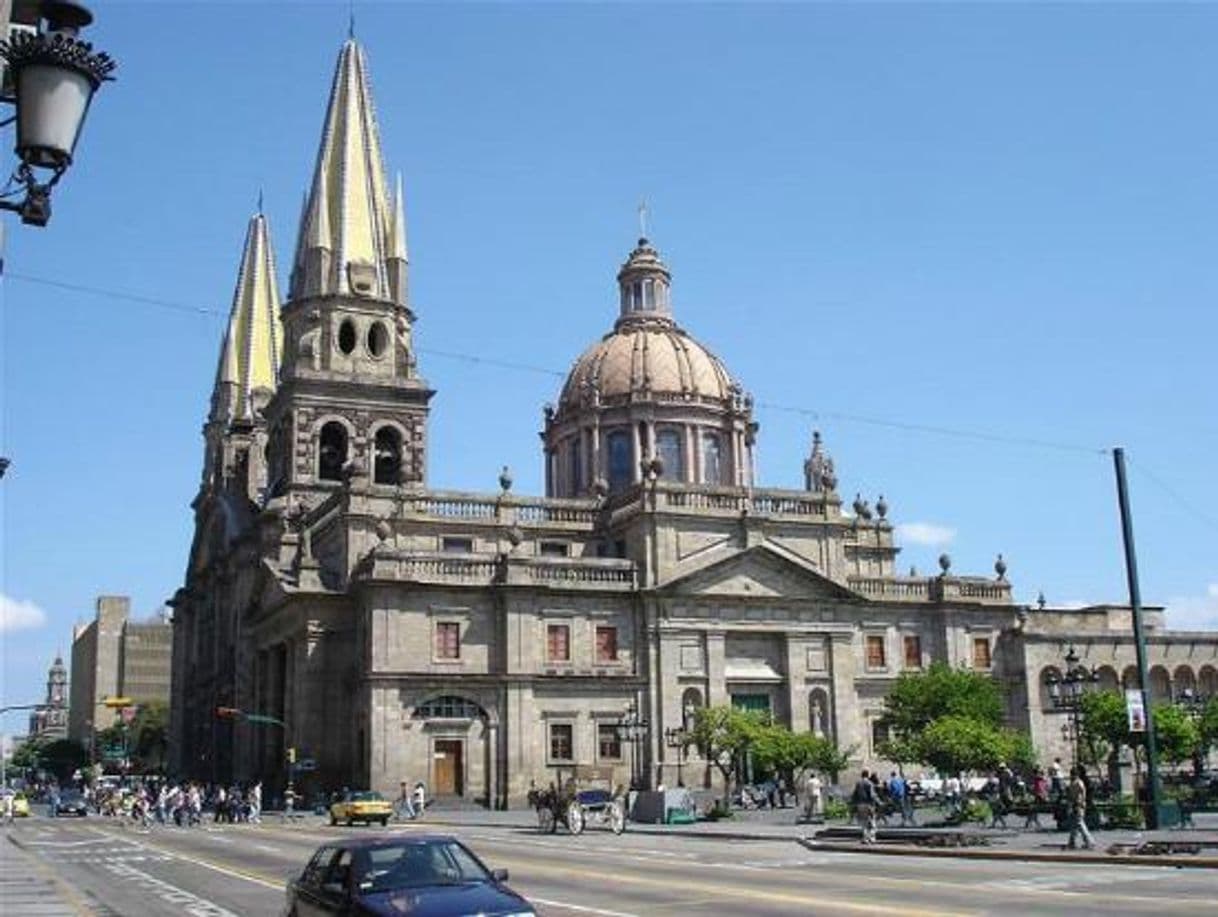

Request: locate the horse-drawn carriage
(528, 765), (626, 835)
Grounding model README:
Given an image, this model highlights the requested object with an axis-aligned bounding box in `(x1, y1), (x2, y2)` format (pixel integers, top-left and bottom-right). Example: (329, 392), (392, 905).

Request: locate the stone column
(632, 421), (643, 483)
(706, 631), (727, 707)
(828, 632), (860, 769)
(784, 634), (806, 731)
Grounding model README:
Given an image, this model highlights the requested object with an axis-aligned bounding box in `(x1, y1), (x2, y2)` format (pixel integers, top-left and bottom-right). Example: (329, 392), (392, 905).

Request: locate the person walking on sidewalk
(852, 770), (879, 844)
(395, 780), (417, 821)
(804, 772), (824, 821)
(1066, 766), (1095, 850)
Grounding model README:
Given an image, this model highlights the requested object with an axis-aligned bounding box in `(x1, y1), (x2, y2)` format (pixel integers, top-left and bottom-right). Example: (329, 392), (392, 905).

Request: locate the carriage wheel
(538, 806), (556, 834)
(567, 802), (585, 836)
(608, 802), (626, 835)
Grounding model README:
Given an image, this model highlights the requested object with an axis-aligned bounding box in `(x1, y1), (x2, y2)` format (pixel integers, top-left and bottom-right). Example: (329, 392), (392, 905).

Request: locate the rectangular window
(568, 438), (582, 493)
(973, 638), (992, 669)
(731, 693), (771, 719)
(435, 622), (460, 660)
(441, 536), (473, 554)
(872, 720), (890, 753)
(546, 624), (570, 662)
(598, 723), (622, 760)
(903, 635), (922, 669)
(865, 635), (886, 669)
(540, 541), (569, 558)
(607, 432), (632, 493)
(595, 626), (618, 662)
(701, 433), (723, 485)
(549, 723), (573, 762)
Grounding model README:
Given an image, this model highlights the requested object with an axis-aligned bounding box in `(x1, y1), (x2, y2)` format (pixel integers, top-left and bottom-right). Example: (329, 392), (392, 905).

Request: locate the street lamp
(618, 700), (649, 791)
(1043, 645), (1100, 770)
(0, 1), (115, 226)
(663, 702), (695, 788)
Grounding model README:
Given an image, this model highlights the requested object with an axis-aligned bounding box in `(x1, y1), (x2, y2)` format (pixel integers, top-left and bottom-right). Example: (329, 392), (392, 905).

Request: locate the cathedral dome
(543, 236), (757, 499)
(558, 237), (737, 411)
(559, 323), (736, 410)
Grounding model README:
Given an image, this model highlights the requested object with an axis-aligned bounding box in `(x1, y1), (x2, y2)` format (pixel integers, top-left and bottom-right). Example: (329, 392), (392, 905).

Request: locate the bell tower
(266, 38), (432, 496)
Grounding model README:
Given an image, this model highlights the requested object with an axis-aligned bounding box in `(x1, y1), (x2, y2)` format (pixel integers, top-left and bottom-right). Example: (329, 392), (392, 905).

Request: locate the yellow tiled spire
(291, 38), (403, 303)
(212, 212), (282, 424)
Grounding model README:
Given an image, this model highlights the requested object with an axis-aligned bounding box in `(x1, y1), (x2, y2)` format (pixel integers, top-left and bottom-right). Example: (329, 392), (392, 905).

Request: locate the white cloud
(0, 593), (48, 633)
(1165, 584), (1218, 632)
(895, 522), (957, 547)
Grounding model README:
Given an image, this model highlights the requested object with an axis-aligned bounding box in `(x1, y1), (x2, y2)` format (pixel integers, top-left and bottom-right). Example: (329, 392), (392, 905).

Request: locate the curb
(799, 837), (1218, 869)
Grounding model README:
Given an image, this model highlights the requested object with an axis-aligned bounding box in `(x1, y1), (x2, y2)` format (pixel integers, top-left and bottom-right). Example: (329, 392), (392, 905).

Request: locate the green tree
(915, 716), (1033, 776)
(1077, 690), (1128, 778)
(36, 739), (89, 781)
(687, 706), (766, 806)
(130, 701), (169, 772)
(9, 736), (47, 771)
(879, 663), (1004, 741)
(1151, 704), (1200, 768)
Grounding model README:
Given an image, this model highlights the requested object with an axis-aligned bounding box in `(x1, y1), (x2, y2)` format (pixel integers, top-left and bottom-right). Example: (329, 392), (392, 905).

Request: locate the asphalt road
(4, 814), (1216, 916)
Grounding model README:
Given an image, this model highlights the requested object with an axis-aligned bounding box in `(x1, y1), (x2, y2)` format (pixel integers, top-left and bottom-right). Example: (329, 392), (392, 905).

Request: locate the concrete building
(170, 37), (1218, 804)
(69, 596), (172, 745)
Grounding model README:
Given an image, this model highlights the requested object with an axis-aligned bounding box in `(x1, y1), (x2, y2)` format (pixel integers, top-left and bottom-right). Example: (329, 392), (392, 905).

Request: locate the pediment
(657, 544), (861, 601)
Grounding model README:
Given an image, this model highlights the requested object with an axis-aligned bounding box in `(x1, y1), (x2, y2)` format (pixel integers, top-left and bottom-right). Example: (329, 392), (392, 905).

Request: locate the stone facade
(169, 37), (1218, 806)
(27, 656), (68, 741)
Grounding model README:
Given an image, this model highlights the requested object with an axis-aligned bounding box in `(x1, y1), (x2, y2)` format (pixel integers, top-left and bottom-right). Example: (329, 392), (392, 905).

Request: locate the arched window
(1121, 666), (1140, 690)
(701, 433), (723, 485)
(373, 427), (402, 485)
(656, 429), (683, 481)
(1200, 666), (1218, 697)
(607, 431), (632, 493)
(1149, 666), (1171, 705)
(1173, 666), (1196, 696)
(318, 422), (348, 481)
(681, 687), (703, 727)
(1096, 666), (1120, 693)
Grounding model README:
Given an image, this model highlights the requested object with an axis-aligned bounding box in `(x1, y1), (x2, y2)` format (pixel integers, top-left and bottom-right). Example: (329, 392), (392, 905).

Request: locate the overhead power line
(0, 270), (1187, 475)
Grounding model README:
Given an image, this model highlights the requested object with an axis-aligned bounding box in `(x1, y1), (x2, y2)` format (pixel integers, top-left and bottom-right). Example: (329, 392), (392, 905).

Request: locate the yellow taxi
(329, 790), (391, 827)
(2, 790), (30, 818)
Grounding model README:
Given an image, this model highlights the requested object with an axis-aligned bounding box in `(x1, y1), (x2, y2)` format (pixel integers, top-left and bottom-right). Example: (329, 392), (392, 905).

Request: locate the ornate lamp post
(618, 700), (649, 791)
(663, 701), (695, 788)
(0, 1), (115, 226)
(1043, 645), (1099, 770)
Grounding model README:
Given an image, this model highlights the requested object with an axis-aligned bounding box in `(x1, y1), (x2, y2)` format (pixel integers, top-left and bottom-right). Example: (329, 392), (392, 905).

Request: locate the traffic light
(287, 746), (297, 764)
(215, 706), (243, 719)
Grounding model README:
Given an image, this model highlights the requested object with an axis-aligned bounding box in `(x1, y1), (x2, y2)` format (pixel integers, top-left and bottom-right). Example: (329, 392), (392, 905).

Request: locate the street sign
(1126, 689), (1147, 732)
(294, 758), (317, 772)
(103, 696), (133, 708)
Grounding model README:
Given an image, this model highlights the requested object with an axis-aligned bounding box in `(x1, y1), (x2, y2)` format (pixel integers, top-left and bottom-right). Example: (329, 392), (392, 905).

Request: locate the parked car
(330, 791), (393, 827)
(54, 789), (89, 817)
(285, 834), (535, 916)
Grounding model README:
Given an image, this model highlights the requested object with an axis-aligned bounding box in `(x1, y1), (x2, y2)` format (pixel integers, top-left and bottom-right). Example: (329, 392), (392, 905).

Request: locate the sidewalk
(396, 803), (1218, 867)
(2, 832), (92, 915)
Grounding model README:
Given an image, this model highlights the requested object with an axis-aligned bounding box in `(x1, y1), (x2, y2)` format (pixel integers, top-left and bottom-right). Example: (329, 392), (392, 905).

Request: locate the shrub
(823, 798), (850, 821)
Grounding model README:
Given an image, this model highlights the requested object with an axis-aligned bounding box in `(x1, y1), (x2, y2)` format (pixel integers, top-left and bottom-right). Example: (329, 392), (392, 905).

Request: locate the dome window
(701, 433), (723, 485)
(607, 431), (632, 493)
(568, 437), (583, 493)
(318, 421), (348, 481)
(373, 426), (402, 485)
(656, 429), (683, 481)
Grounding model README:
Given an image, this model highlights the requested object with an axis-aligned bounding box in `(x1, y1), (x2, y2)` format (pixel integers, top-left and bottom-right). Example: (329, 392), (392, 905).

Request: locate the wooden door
(433, 740), (463, 795)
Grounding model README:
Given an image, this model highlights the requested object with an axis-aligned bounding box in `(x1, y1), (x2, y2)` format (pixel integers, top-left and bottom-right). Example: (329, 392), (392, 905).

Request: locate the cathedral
(170, 38), (1218, 807)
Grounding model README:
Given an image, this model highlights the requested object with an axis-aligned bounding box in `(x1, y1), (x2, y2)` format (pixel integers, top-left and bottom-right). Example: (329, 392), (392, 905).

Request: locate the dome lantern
(616, 237), (673, 326)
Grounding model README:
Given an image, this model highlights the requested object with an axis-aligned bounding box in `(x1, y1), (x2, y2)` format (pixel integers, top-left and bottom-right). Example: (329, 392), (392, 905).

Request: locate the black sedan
(285, 834), (535, 917)
(54, 790), (89, 817)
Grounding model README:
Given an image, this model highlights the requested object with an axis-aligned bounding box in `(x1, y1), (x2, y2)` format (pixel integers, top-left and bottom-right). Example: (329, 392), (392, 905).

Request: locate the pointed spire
(212, 212), (283, 425)
(291, 38), (402, 303)
(386, 171), (410, 305)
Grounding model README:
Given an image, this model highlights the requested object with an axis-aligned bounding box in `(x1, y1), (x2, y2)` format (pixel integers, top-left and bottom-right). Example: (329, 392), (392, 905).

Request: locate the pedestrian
(395, 780), (416, 821)
(944, 773), (961, 817)
(888, 771), (915, 827)
(249, 781), (262, 824)
(413, 781), (426, 817)
(1, 791), (13, 826)
(1050, 758), (1064, 798)
(283, 784), (297, 822)
(805, 772), (824, 821)
(852, 770), (879, 844)
(1066, 766), (1095, 850)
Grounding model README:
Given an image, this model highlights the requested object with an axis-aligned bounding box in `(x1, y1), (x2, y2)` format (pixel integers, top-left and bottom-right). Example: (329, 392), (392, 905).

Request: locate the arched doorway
(410, 695), (497, 805)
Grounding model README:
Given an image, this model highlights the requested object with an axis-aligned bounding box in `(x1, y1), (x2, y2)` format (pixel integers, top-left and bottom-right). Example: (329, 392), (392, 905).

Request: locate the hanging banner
(1126, 689), (1147, 733)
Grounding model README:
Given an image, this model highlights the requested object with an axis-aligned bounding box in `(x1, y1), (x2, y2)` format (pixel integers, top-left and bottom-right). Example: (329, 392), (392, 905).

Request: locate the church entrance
(433, 739), (464, 796)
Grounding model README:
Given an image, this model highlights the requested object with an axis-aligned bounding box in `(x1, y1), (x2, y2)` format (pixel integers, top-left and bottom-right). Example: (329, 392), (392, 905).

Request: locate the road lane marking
(100, 860), (242, 916)
(87, 827), (286, 891)
(526, 896), (642, 917)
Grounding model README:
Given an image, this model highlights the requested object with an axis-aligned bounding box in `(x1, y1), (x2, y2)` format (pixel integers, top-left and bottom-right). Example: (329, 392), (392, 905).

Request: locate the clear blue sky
(2, 2), (1216, 734)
